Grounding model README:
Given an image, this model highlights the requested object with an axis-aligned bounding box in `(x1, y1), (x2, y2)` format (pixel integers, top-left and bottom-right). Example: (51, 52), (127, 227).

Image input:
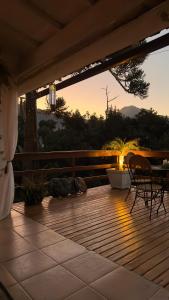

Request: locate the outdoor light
(118, 155), (124, 170)
(49, 84), (56, 111)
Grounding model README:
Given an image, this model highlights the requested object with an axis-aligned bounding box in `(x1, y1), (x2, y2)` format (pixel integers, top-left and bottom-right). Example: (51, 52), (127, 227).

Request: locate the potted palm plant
(103, 138), (140, 189)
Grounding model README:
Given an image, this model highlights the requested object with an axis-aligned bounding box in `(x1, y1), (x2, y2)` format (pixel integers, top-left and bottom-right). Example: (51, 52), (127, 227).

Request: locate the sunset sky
(37, 31), (169, 117)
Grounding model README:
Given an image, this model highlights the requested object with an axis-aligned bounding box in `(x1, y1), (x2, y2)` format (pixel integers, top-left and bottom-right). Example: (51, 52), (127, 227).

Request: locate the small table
(152, 165), (169, 177)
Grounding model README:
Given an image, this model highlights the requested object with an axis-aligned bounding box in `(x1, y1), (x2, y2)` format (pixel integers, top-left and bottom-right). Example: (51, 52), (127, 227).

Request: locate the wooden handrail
(14, 150), (169, 160)
(14, 150), (120, 160)
(14, 163), (114, 177)
(131, 150), (169, 158)
(14, 149), (169, 184)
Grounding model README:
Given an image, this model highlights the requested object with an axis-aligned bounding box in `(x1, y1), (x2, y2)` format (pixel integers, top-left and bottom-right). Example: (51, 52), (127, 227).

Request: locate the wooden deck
(13, 185), (169, 290)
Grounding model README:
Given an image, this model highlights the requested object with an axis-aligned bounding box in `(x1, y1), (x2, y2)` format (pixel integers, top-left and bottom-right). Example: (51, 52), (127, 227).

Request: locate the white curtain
(0, 81), (18, 220)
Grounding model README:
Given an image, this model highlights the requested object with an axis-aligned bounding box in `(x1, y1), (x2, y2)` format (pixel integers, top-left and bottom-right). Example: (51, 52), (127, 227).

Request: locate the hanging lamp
(49, 84), (56, 112)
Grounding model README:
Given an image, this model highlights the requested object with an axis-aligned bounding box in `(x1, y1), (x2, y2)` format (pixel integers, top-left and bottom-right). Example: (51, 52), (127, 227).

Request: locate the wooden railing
(14, 150), (118, 183)
(13, 150), (169, 184)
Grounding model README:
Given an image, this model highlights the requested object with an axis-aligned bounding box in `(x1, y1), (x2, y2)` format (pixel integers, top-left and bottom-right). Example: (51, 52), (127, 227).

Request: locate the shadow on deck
(13, 184), (169, 290)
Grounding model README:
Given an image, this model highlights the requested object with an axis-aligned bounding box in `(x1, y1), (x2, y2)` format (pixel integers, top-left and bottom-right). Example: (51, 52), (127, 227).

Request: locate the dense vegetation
(17, 107), (169, 152)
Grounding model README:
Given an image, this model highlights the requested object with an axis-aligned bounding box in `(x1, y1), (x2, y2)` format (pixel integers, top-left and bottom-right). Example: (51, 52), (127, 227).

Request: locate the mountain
(120, 106), (141, 118)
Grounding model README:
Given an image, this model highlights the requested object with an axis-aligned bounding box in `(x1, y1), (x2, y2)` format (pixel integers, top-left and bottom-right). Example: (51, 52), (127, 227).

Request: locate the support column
(24, 91), (38, 152)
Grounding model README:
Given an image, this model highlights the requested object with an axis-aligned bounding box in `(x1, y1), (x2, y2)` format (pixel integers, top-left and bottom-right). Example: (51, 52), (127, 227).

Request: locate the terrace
(1, 150), (169, 299)
(1, 0), (169, 299)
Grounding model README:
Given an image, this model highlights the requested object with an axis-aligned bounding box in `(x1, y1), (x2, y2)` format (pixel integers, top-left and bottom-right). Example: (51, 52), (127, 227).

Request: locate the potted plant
(22, 176), (47, 205)
(103, 138), (140, 189)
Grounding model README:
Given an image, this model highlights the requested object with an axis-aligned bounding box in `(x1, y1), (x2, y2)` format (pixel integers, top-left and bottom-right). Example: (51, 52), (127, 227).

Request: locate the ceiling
(0, 0), (169, 94)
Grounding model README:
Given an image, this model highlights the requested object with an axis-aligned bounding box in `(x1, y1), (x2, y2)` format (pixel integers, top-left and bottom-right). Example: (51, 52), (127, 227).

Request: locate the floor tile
(0, 238), (36, 262)
(91, 266), (158, 300)
(0, 217), (13, 229)
(0, 228), (20, 244)
(65, 287), (106, 300)
(149, 288), (169, 300)
(13, 222), (48, 237)
(22, 265), (85, 300)
(0, 264), (16, 287)
(8, 284), (32, 300)
(4, 250), (57, 281)
(42, 239), (87, 263)
(0, 215), (36, 228)
(63, 251), (118, 283)
(10, 210), (22, 218)
(25, 229), (65, 248)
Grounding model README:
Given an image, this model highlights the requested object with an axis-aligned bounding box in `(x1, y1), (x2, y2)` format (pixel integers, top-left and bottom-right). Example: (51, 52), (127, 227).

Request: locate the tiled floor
(0, 211), (169, 300)
(13, 185), (169, 290)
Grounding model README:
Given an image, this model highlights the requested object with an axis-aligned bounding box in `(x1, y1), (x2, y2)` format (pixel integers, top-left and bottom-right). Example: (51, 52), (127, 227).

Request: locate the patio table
(151, 165), (169, 177)
(151, 165), (169, 191)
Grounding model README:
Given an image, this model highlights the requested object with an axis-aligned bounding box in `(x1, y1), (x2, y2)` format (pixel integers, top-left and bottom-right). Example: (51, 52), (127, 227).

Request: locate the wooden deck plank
(99, 216), (169, 257)
(115, 228), (169, 265)
(13, 185), (169, 289)
(154, 269), (169, 286)
(83, 215), (168, 249)
(145, 255), (169, 281)
(125, 235), (169, 271)
(135, 247), (169, 275)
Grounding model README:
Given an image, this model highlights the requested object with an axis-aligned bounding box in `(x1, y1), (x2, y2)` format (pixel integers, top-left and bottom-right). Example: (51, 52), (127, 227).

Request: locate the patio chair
(124, 152), (151, 201)
(160, 177), (169, 208)
(129, 155), (166, 219)
(124, 152), (135, 201)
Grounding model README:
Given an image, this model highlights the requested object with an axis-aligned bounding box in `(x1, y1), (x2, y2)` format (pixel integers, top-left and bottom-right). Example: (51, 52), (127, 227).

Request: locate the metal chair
(124, 152), (135, 201)
(125, 152), (151, 201)
(129, 155), (166, 219)
(160, 177), (169, 211)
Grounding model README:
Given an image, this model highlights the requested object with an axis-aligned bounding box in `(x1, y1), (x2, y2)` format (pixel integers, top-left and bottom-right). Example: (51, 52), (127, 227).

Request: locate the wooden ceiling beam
(17, 0), (169, 94)
(0, 19), (39, 47)
(19, 0), (169, 78)
(87, 0), (99, 5)
(20, 0), (143, 73)
(35, 32), (169, 99)
(20, 0), (64, 29)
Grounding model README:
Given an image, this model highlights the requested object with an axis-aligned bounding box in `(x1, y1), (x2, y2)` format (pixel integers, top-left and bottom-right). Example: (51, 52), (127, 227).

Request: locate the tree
(38, 119), (57, 151)
(23, 92), (69, 153)
(135, 109), (169, 149)
(72, 41), (149, 100)
(18, 101), (169, 156)
(85, 113), (105, 148)
(102, 86), (119, 117)
(103, 107), (125, 142)
(63, 110), (86, 131)
(109, 55), (149, 99)
(46, 96), (69, 118)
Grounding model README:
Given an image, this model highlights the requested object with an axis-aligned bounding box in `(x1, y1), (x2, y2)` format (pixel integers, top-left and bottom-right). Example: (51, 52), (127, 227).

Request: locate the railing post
(72, 157), (76, 177)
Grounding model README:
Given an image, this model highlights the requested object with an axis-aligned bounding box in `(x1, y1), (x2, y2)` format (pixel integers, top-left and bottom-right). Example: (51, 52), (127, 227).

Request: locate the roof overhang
(1, 0), (169, 95)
